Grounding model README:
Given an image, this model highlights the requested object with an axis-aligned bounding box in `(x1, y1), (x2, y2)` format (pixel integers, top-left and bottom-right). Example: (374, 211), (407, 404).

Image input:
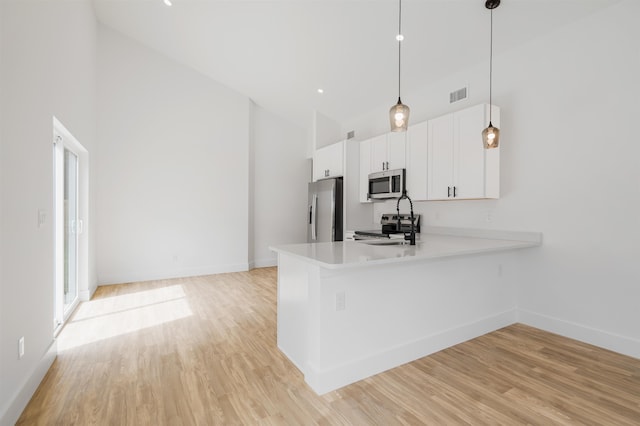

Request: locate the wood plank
(17, 268), (640, 425)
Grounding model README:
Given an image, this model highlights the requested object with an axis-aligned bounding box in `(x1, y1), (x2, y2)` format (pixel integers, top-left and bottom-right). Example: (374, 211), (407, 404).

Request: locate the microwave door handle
(311, 194), (318, 241)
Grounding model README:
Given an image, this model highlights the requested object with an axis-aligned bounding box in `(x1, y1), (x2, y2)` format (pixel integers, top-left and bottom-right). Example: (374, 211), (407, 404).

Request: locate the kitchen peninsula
(270, 227), (541, 394)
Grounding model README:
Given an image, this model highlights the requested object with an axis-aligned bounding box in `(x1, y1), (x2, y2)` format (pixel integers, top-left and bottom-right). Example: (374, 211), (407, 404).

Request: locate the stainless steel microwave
(368, 168), (405, 200)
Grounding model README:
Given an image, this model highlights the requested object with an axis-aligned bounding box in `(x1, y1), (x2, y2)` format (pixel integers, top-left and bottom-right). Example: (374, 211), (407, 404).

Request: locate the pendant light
(389, 0), (410, 132)
(482, 0), (500, 149)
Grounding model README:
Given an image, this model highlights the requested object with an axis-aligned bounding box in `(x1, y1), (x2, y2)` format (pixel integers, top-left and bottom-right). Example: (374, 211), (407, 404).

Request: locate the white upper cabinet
(313, 140), (344, 181)
(406, 120), (429, 200)
(359, 139), (372, 203)
(427, 113), (455, 200)
(358, 103), (499, 203)
(428, 104), (500, 200)
(370, 133), (406, 173)
(369, 134), (388, 173)
(359, 132), (408, 202)
(386, 132), (407, 171)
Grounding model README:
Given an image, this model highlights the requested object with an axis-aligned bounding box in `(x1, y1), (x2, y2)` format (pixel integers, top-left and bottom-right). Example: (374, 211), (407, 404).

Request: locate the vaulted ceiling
(93, 0), (619, 127)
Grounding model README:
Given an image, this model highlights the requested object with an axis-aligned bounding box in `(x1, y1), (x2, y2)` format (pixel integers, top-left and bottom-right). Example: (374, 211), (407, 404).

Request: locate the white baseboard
(518, 309), (640, 359)
(79, 284), (97, 301)
(305, 309), (517, 394)
(0, 340), (57, 426)
(98, 262), (250, 285)
(251, 258), (277, 269)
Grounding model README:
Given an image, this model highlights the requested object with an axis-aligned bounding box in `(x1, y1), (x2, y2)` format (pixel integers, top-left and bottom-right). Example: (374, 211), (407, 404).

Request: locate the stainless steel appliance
(354, 213), (420, 240)
(367, 168), (405, 200)
(308, 177), (343, 243)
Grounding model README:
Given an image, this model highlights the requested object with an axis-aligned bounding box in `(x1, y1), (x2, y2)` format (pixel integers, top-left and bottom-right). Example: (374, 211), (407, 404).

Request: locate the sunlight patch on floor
(57, 285), (192, 351)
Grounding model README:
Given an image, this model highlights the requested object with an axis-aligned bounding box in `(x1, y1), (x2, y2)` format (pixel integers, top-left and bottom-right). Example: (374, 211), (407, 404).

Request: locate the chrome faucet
(396, 190), (416, 246)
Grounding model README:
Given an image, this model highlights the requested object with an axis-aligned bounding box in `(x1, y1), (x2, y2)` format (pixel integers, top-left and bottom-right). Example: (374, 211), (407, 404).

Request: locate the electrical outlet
(335, 291), (346, 311)
(498, 264), (503, 277)
(486, 210), (493, 223)
(18, 337), (25, 359)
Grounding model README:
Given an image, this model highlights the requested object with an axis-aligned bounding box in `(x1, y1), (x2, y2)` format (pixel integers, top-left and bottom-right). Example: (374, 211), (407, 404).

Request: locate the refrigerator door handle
(311, 194), (318, 241)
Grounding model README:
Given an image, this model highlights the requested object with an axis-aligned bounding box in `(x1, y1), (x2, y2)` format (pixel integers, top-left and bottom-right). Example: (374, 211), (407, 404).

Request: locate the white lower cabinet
(428, 104), (500, 200)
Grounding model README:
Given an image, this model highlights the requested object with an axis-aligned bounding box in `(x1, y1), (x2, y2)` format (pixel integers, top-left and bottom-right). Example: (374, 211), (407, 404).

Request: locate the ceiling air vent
(347, 130), (355, 140)
(449, 86), (468, 104)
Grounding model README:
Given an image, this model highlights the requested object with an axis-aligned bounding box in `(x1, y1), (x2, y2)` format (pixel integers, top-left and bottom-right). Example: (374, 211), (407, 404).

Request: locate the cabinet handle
(453, 186), (457, 197)
(447, 186), (451, 198)
(386, 161), (389, 170)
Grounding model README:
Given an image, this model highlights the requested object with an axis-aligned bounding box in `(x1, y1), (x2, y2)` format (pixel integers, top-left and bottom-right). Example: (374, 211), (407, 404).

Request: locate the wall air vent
(449, 86), (468, 104)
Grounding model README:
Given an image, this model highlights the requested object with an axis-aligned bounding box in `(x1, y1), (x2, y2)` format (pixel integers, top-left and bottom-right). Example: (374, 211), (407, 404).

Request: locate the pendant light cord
(398, 0), (402, 101)
(488, 7), (493, 123)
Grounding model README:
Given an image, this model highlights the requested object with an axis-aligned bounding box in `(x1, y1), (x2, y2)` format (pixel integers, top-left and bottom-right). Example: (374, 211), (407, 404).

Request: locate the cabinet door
(324, 141), (344, 178)
(359, 139), (372, 203)
(370, 134), (388, 173)
(386, 131), (406, 170)
(428, 113), (455, 200)
(313, 141), (344, 181)
(454, 104), (487, 199)
(312, 147), (327, 181)
(406, 120), (428, 200)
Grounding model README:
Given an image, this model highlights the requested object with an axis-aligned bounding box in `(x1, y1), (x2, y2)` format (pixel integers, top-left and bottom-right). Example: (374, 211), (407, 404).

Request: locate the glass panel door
(54, 139), (80, 331)
(63, 149), (78, 312)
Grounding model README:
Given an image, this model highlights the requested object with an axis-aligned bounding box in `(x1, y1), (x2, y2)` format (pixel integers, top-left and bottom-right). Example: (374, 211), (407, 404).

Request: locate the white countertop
(270, 227), (542, 270)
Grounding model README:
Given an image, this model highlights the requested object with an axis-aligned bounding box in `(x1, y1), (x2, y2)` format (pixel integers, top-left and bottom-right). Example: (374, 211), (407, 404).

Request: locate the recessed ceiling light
(164, 0), (172, 6)
(317, 89), (324, 94)
(396, 34), (404, 41)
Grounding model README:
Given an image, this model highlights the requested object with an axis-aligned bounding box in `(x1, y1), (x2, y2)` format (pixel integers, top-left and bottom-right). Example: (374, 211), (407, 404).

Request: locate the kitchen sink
(358, 239), (409, 246)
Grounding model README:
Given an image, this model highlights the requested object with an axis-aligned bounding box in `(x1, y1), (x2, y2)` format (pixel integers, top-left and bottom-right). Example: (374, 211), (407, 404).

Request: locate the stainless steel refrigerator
(307, 177), (343, 243)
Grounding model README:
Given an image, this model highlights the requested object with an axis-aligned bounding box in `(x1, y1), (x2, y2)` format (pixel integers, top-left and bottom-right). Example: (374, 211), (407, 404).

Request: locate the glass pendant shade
(482, 122), (500, 149)
(390, 0), (409, 132)
(389, 99), (410, 132)
(483, 0), (500, 149)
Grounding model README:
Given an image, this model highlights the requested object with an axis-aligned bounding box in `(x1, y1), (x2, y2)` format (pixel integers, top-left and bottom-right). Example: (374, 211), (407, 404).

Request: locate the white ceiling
(93, 0), (619, 127)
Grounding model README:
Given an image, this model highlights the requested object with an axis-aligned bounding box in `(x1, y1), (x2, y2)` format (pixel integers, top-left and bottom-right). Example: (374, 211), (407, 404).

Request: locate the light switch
(335, 291), (346, 311)
(38, 209), (46, 228)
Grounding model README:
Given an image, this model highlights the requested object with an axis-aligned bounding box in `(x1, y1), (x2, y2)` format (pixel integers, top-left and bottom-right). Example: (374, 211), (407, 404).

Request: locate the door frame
(53, 117), (89, 333)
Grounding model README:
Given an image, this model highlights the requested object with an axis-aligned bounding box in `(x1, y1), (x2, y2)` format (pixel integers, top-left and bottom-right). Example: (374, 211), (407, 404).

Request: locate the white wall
(342, 1), (640, 357)
(0, 1), (97, 424)
(251, 104), (308, 266)
(97, 25), (251, 284)
(313, 110), (342, 150)
(502, 0), (640, 357)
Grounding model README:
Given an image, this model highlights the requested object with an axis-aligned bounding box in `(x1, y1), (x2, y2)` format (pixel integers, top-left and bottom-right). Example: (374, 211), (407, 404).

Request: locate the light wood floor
(19, 267), (640, 425)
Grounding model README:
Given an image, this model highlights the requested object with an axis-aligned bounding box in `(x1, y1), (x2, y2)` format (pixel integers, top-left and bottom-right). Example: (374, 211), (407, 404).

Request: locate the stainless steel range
(354, 213), (420, 241)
